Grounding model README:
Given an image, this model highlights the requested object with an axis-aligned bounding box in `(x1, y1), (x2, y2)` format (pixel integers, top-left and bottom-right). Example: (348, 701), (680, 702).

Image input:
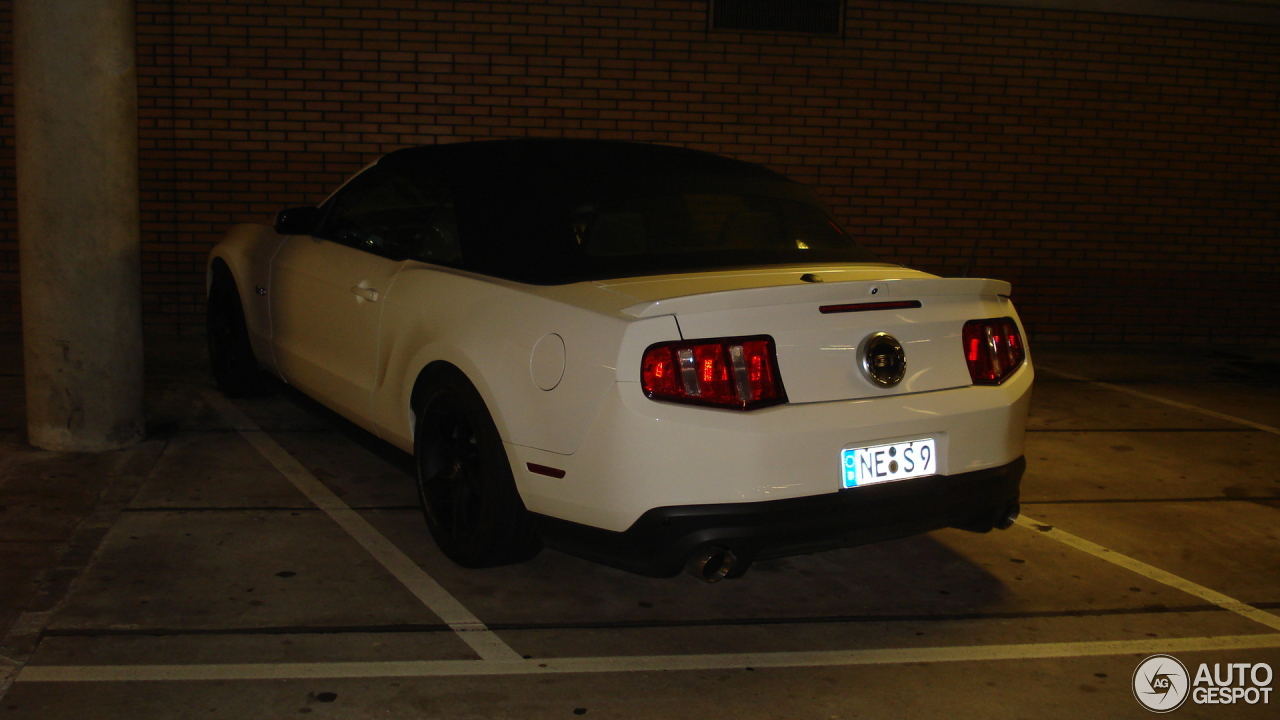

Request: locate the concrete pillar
(14, 0), (145, 451)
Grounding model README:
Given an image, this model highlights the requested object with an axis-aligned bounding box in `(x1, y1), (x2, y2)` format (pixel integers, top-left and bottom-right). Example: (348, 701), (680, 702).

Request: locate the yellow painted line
(1014, 516), (1280, 632)
(198, 389), (522, 663)
(18, 634), (1280, 682)
(1037, 366), (1280, 436)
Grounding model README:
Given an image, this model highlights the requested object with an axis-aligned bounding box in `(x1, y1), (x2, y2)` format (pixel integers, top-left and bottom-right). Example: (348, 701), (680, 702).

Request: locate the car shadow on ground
(197, 376), (1017, 622)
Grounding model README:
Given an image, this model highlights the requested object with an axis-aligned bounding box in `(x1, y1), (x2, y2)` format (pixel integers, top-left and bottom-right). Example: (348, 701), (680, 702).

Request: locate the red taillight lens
(962, 317), (1025, 385)
(641, 336), (786, 410)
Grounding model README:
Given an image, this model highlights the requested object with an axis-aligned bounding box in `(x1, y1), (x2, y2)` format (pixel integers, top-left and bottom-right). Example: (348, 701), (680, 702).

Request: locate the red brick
(0, 0), (1274, 342)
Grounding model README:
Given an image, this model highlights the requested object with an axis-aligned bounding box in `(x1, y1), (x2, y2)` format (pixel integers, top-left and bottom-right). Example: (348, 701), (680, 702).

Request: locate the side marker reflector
(526, 463), (566, 479)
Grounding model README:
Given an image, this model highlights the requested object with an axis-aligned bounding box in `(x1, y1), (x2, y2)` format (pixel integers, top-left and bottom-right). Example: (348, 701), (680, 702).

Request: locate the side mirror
(273, 206), (322, 236)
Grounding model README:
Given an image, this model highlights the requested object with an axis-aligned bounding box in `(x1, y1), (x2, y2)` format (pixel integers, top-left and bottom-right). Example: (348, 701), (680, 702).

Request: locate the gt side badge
(858, 332), (906, 387)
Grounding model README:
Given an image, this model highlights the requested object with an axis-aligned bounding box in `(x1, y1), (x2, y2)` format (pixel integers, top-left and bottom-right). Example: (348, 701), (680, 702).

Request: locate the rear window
(572, 194), (863, 257)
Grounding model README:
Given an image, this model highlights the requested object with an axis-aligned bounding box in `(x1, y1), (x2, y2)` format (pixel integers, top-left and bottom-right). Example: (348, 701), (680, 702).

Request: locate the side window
(415, 200), (462, 265)
(318, 167), (462, 264)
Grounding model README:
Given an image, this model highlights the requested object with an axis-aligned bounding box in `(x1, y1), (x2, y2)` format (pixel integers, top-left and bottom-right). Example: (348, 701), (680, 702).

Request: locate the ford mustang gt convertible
(207, 139), (1032, 581)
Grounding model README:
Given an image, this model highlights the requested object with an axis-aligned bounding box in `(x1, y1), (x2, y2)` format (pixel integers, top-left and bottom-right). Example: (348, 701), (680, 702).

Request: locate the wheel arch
(208, 223), (286, 369)
(409, 360), (463, 428)
(404, 355), (514, 452)
(207, 256), (236, 293)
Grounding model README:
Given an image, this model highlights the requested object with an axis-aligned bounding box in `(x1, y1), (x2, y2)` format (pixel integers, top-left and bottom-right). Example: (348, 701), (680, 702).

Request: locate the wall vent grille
(710, 0), (844, 36)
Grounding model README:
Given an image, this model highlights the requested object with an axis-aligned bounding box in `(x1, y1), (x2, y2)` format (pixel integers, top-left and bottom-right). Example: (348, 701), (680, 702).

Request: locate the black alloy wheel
(206, 264), (267, 397)
(414, 368), (541, 568)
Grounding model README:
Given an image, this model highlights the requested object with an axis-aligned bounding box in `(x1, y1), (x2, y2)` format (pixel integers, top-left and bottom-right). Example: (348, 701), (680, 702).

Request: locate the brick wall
(0, 3), (11, 331)
(1, 0), (1277, 345)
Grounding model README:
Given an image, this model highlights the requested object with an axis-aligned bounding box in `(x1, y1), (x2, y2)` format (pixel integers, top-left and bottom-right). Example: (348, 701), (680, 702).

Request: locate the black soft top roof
(373, 139), (871, 284)
(379, 138), (808, 196)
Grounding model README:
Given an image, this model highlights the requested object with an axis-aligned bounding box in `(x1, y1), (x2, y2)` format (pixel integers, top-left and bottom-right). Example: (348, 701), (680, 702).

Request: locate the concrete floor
(1, 335), (1278, 718)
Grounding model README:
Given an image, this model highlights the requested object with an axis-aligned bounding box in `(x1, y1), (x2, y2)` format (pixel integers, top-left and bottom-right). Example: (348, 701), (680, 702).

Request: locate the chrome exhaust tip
(686, 546), (737, 583)
(994, 502), (1020, 530)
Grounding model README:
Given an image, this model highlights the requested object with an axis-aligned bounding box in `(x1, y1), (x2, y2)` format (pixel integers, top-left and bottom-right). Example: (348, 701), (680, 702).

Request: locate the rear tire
(414, 367), (541, 568)
(207, 264), (268, 397)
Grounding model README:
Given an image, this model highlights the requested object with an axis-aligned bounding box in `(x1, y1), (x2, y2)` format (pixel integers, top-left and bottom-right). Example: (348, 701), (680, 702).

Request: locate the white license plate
(841, 438), (937, 489)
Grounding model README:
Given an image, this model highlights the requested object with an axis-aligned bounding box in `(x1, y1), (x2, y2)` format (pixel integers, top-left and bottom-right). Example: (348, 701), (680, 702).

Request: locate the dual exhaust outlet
(683, 502), (1022, 583)
(685, 546), (745, 583)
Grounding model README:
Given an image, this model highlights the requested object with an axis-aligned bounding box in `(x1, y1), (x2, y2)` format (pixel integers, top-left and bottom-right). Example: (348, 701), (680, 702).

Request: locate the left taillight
(962, 317), (1025, 385)
(641, 336), (787, 410)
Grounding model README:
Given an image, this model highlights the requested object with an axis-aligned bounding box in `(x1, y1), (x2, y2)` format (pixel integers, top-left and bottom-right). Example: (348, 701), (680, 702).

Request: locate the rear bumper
(534, 456), (1025, 578)
(512, 360), (1033, 533)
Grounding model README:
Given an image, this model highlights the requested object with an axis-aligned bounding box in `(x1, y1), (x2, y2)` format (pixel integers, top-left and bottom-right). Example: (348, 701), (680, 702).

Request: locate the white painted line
(1014, 516), (1280, 632)
(197, 389), (522, 663)
(1037, 365), (1280, 436)
(18, 633), (1280, 683)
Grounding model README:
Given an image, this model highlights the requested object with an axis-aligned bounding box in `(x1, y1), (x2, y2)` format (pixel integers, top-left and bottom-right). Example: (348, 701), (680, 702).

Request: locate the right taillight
(962, 317), (1025, 385)
(641, 335), (787, 410)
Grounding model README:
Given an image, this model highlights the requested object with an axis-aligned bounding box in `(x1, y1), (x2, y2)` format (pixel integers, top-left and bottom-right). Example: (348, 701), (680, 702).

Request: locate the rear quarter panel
(372, 265), (681, 456)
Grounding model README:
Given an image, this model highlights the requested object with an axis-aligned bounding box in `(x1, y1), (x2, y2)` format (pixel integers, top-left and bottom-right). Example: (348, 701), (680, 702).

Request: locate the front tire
(207, 264), (267, 397)
(414, 367), (541, 568)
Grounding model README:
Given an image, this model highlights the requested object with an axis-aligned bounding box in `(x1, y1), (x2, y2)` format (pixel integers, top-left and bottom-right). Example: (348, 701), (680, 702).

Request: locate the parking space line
(18, 633), (1280, 682)
(1024, 496), (1280, 505)
(1013, 516), (1280, 632)
(197, 389), (522, 663)
(1036, 366), (1280, 436)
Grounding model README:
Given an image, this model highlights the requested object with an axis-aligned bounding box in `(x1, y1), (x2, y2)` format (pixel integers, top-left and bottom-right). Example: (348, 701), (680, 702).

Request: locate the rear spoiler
(621, 278), (1013, 319)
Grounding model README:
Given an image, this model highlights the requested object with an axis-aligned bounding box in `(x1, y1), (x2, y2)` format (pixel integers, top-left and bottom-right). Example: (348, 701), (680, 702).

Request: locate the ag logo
(1134, 654), (1190, 713)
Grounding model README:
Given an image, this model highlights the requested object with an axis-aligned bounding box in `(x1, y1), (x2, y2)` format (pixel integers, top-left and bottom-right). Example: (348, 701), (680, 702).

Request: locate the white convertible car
(208, 139), (1032, 581)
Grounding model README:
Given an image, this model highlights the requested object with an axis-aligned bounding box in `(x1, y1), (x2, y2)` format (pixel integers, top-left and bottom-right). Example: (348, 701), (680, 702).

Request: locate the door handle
(350, 286), (379, 302)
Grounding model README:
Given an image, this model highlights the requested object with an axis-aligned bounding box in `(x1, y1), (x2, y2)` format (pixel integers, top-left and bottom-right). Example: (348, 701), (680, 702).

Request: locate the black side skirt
(532, 457), (1025, 578)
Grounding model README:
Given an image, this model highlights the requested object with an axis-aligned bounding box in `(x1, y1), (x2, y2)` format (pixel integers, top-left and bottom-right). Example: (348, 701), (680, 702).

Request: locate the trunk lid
(601, 267), (1014, 403)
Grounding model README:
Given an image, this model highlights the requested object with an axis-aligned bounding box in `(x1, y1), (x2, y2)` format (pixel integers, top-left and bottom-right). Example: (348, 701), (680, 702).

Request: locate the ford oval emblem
(858, 332), (906, 388)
